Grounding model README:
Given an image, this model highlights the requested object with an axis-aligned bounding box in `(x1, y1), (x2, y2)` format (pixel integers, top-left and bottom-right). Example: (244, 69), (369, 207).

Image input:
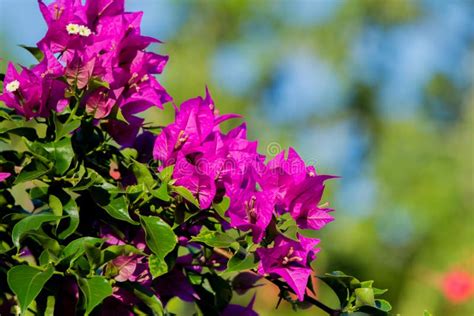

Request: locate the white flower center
(6, 80), (20, 93)
(66, 23), (80, 35)
(78, 25), (92, 37)
(66, 24), (91, 37)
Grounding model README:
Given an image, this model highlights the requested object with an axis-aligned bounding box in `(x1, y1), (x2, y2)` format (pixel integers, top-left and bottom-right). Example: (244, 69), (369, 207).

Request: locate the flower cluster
(1, 0), (170, 144)
(153, 90), (335, 300)
(0, 0), (341, 314)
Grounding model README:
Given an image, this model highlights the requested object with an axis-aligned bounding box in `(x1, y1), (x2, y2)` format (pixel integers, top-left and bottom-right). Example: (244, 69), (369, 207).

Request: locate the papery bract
(257, 235), (320, 301)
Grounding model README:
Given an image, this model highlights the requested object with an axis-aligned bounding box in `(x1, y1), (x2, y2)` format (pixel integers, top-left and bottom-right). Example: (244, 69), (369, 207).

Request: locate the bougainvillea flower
(173, 152), (217, 209)
(108, 255), (138, 282)
(65, 53), (96, 89)
(85, 0), (125, 23)
(287, 176), (335, 230)
(0, 173), (11, 182)
(37, 0), (90, 53)
(120, 76), (171, 115)
(153, 92), (218, 165)
(85, 87), (123, 118)
(262, 148), (309, 206)
(0, 63), (50, 118)
(226, 188), (275, 243)
(257, 235), (320, 301)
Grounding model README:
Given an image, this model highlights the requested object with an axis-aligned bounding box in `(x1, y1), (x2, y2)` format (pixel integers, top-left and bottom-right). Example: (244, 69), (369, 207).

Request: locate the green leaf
(356, 305), (389, 316)
(140, 215), (177, 259)
(207, 273), (233, 310)
(373, 287), (388, 295)
(14, 160), (51, 184)
(12, 214), (61, 247)
(213, 197), (230, 222)
(148, 254), (168, 278)
(39, 249), (59, 266)
(0, 127), (39, 141)
(172, 185), (199, 208)
(152, 183), (170, 202)
(102, 195), (138, 225)
(121, 148), (138, 160)
(132, 161), (154, 186)
(103, 244), (144, 263)
(88, 77), (110, 90)
(55, 118), (80, 140)
(49, 195), (63, 218)
(375, 299), (392, 312)
(85, 242), (103, 269)
(72, 169), (104, 191)
(60, 237), (104, 267)
(19, 45), (44, 61)
(41, 137), (74, 175)
(423, 310), (432, 316)
(318, 271), (359, 309)
(355, 287), (375, 307)
(191, 229), (235, 248)
(45, 296), (55, 316)
(129, 283), (164, 315)
(57, 191), (79, 239)
(225, 252), (258, 273)
(7, 265), (54, 316)
(78, 276), (113, 315)
(91, 188), (138, 225)
(277, 214), (299, 241)
(159, 165), (174, 183)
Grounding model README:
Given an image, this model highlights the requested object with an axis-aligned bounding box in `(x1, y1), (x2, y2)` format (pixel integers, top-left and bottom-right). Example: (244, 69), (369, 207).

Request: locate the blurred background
(1, 0), (473, 315)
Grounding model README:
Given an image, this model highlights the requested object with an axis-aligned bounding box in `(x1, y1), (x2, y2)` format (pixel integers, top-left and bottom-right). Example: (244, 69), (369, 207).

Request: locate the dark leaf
(19, 45), (44, 61)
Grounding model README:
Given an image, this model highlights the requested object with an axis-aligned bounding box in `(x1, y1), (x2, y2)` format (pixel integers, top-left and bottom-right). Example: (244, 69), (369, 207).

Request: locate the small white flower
(6, 80), (20, 93)
(66, 23), (80, 35)
(78, 25), (92, 37)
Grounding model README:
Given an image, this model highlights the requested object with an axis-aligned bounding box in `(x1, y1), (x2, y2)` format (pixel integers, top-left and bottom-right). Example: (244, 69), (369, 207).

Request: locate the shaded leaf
(78, 276), (113, 315)
(19, 45), (44, 61)
(56, 190), (79, 239)
(14, 160), (51, 184)
(12, 214), (61, 247)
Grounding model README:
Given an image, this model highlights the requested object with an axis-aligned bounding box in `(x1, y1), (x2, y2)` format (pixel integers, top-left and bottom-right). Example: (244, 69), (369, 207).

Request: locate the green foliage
(140, 215), (177, 259)
(191, 228), (237, 248)
(7, 265), (54, 315)
(318, 271), (391, 315)
(78, 276), (113, 315)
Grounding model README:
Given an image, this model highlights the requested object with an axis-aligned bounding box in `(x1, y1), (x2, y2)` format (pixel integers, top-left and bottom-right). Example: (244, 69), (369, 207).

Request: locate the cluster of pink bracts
(0, 0), (335, 307)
